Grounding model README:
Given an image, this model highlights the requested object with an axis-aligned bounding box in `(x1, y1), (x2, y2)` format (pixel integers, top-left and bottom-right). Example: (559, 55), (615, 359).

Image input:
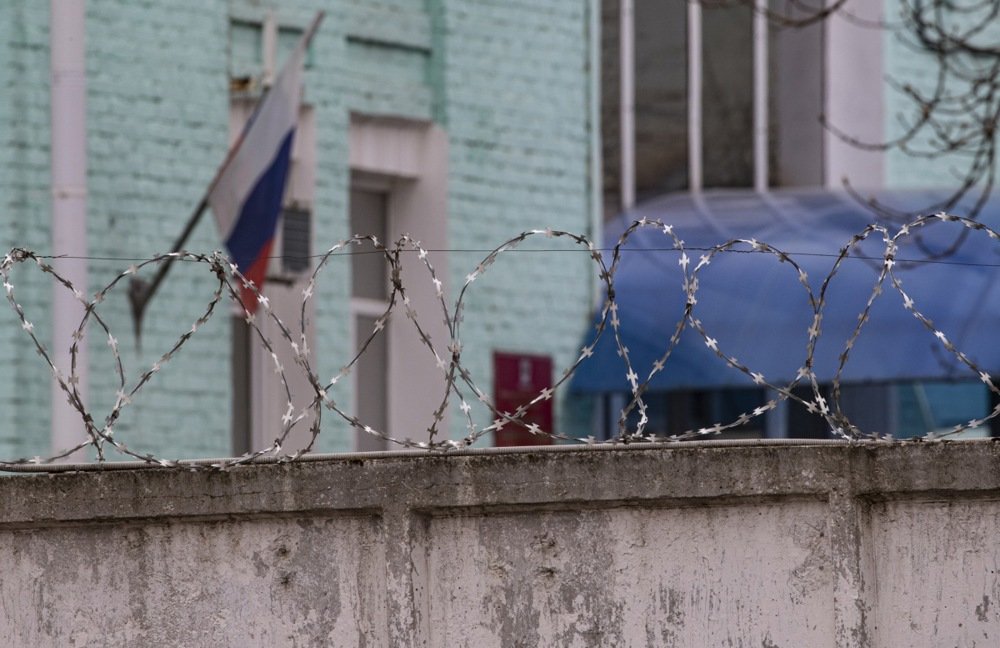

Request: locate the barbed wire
(1, 210), (999, 471)
(27, 246), (1000, 268)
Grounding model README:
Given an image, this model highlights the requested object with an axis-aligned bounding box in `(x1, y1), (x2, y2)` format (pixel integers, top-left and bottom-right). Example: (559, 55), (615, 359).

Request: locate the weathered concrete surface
(1, 440), (999, 646)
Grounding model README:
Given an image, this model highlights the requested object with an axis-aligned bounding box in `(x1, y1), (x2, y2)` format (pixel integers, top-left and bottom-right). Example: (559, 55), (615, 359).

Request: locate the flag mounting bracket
(126, 11), (324, 350)
(127, 196), (209, 350)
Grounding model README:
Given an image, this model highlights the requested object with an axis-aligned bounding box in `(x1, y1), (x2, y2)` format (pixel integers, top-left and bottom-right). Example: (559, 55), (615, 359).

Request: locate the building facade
(0, 0), (599, 459)
(585, 0), (1000, 440)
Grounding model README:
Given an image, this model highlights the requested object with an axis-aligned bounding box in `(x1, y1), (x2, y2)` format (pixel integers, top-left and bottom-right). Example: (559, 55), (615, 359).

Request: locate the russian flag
(208, 14), (322, 313)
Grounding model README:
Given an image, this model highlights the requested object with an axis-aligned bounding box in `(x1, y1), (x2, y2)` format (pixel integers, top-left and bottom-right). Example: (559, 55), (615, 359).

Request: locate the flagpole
(127, 99), (264, 347)
(127, 11), (324, 346)
(127, 195), (208, 348)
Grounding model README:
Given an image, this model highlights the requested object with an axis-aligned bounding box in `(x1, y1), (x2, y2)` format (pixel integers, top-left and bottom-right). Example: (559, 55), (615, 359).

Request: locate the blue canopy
(570, 188), (1000, 393)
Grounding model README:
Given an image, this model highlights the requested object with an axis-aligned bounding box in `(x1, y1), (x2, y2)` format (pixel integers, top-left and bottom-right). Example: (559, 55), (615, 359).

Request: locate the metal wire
(1, 212), (997, 472)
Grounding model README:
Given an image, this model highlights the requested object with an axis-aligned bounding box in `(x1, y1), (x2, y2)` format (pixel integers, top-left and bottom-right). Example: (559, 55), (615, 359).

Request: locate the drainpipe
(590, 0), (603, 306)
(753, 0), (769, 193)
(619, 0), (635, 211)
(688, 0), (703, 193)
(50, 0), (89, 460)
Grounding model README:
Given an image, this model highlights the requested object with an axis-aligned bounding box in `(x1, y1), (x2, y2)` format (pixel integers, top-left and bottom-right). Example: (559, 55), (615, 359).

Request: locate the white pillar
(590, 0), (603, 306)
(50, 0), (89, 460)
(753, 0), (769, 193)
(262, 10), (277, 87)
(619, 0), (635, 210)
(687, 0), (703, 193)
(824, 0), (884, 187)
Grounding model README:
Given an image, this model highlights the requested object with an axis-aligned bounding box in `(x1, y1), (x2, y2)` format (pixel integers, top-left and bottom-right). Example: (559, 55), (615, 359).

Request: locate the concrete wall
(3, 440), (1000, 646)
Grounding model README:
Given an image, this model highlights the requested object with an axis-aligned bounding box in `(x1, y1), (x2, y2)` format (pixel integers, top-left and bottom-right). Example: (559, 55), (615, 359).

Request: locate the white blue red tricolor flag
(208, 13), (323, 313)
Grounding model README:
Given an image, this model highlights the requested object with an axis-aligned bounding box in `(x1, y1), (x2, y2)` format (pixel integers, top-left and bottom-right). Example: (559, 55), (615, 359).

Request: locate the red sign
(493, 352), (554, 446)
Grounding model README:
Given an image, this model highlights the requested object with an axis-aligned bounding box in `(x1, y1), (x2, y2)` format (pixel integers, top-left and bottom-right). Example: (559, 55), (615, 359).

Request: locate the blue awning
(570, 188), (1000, 393)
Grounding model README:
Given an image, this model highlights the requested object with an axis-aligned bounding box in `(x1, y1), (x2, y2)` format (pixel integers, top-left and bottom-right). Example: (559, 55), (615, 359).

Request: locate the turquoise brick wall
(84, 0), (232, 459)
(0, 1), (55, 459)
(883, 0), (1000, 189)
(0, 6), (15, 453)
(439, 0), (594, 439)
(883, 0), (938, 188)
(1, 0), (594, 458)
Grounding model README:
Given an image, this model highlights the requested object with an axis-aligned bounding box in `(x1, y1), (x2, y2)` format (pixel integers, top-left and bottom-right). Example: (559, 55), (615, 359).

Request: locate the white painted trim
(348, 116), (450, 446)
(619, 0), (635, 210)
(687, 0), (703, 193)
(349, 116), (433, 180)
(351, 297), (390, 319)
(589, 0), (604, 307)
(262, 10), (277, 87)
(823, 0), (884, 188)
(753, 0), (769, 193)
(50, 0), (89, 461)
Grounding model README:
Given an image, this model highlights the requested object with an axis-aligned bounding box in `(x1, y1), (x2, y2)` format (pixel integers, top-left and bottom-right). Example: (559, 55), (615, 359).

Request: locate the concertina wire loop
(0, 211), (997, 470)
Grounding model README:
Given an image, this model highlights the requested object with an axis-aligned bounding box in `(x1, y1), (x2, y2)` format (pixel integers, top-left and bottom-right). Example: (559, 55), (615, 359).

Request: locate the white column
(687, 0), (703, 192)
(50, 0), (89, 460)
(589, 0), (603, 306)
(262, 10), (277, 87)
(753, 0), (769, 192)
(824, 0), (884, 187)
(619, 0), (635, 210)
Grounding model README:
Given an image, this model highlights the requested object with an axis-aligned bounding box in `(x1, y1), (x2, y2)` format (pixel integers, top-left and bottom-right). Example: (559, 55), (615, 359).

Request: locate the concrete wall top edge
(2, 441), (1000, 526)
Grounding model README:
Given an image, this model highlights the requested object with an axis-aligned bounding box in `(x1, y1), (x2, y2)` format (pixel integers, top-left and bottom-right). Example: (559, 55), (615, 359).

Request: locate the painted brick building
(585, 0), (1000, 440)
(0, 1), (599, 459)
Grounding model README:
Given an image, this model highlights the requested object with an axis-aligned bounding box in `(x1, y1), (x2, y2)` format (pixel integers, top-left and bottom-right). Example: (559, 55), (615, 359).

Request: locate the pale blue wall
(1, 1), (59, 459)
(436, 0), (594, 440)
(0, 0), (595, 458)
(883, 0), (1000, 189)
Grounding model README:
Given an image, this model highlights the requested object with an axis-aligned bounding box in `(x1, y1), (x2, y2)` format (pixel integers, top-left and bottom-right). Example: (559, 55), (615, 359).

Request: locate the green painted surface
(0, 0), (54, 460)
(0, 0), (594, 457)
(883, 0), (1000, 190)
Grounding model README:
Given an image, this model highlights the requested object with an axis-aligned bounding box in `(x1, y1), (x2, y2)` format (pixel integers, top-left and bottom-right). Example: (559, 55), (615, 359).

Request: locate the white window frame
(616, 0), (766, 200)
(348, 115), (450, 450)
(617, 0), (883, 197)
(348, 177), (393, 452)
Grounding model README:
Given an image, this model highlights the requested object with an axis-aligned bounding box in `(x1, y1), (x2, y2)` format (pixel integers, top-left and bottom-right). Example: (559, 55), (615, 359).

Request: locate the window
(348, 115), (449, 449)
(350, 185), (391, 452)
(602, 0), (830, 216)
(228, 101), (317, 454)
(228, 13), (317, 454)
(229, 10), (313, 94)
(602, 388), (767, 440)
